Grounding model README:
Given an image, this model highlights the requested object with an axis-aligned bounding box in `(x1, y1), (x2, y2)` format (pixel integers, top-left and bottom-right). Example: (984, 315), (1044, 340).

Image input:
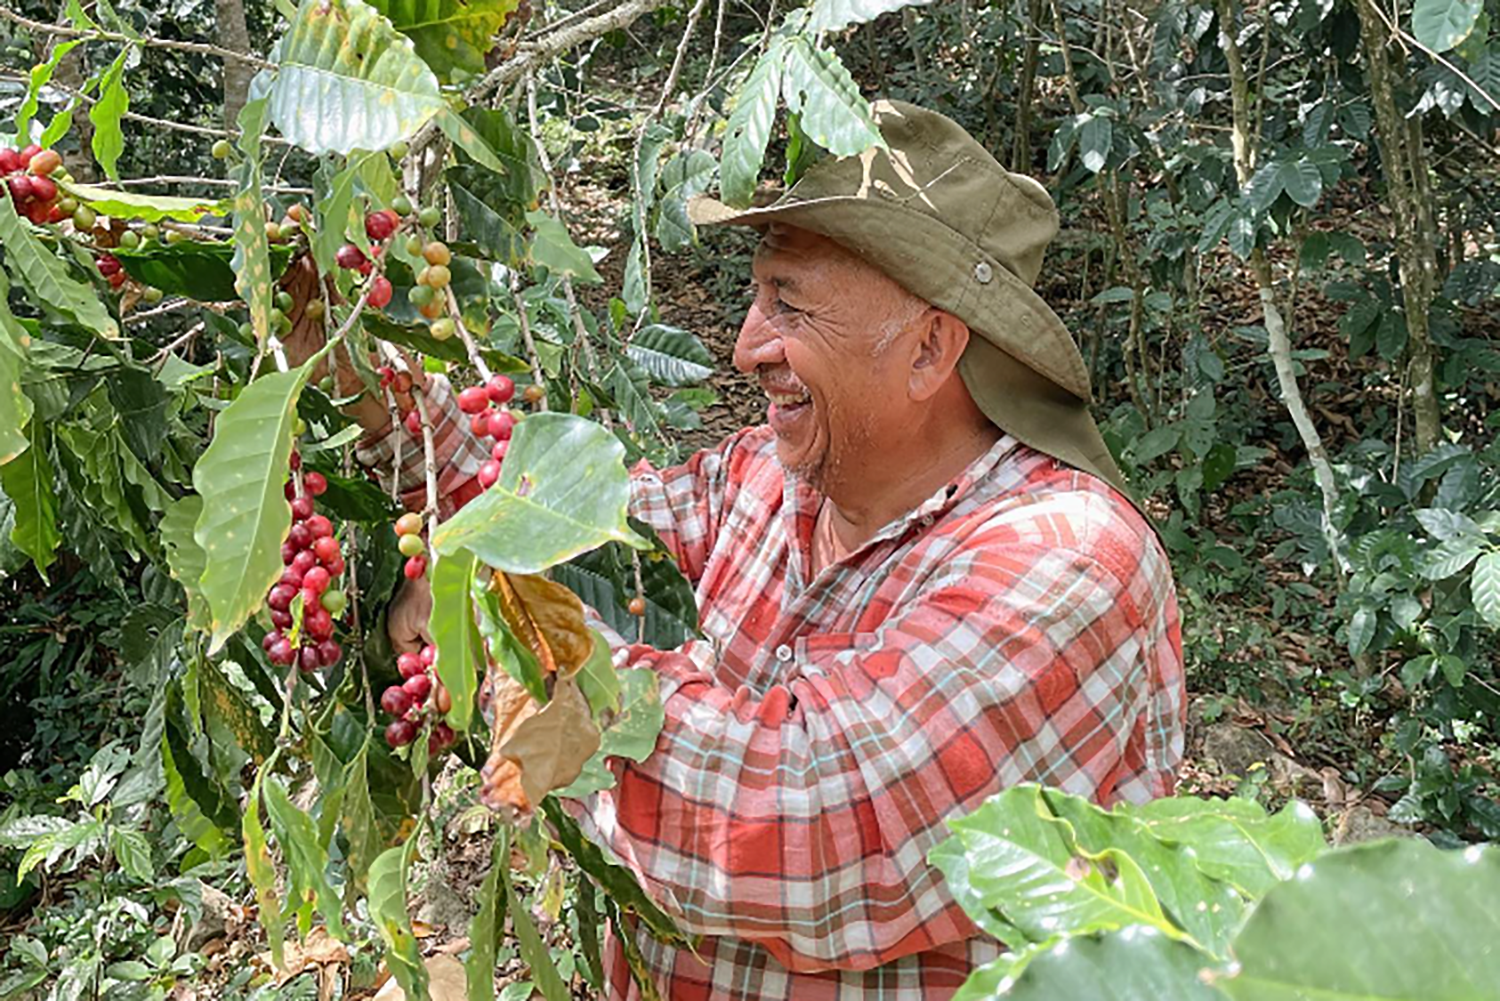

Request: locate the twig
(409, 0), (672, 161)
(126, 298), (197, 325)
(445, 286), (494, 383)
(0, 7), (274, 69)
(410, 384), (441, 523)
(683, 0), (729, 145)
(148, 320), (204, 362)
(509, 274), (547, 405)
(628, 0), (710, 333)
(343, 440), (376, 723)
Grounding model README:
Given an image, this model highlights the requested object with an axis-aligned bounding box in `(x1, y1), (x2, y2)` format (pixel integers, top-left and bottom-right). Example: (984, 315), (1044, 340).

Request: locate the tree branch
(0, 7), (274, 69)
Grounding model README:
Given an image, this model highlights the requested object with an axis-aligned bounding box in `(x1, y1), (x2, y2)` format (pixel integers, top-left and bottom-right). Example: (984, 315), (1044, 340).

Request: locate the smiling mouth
(766, 389), (811, 407)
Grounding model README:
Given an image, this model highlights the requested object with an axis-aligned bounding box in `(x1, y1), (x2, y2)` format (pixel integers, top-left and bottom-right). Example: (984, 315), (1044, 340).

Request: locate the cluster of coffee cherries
(392, 510), (430, 582)
(458, 374), (519, 489)
(331, 199), (452, 332)
(2, 144), (65, 224)
(380, 643), (456, 751)
(262, 453), (347, 671)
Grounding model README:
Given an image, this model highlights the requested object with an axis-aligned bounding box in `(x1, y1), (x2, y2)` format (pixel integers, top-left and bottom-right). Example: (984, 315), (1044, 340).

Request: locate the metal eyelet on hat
(974, 261), (993, 284)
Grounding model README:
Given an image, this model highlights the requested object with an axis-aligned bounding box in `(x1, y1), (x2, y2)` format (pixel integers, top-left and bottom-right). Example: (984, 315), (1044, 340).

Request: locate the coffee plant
(1, 0), (1498, 997)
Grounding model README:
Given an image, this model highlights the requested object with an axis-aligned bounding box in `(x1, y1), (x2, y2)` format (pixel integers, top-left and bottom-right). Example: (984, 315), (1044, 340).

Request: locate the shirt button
(919, 514), (935, 528)
(775, 644), (794, 663)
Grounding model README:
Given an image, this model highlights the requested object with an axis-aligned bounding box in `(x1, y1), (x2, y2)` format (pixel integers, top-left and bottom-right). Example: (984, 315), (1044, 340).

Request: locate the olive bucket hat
(688, 99), (1141, 514)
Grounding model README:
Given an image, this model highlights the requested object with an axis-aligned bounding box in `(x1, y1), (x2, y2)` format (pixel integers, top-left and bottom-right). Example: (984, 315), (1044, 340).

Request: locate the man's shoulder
(975, 444), (1165, 579)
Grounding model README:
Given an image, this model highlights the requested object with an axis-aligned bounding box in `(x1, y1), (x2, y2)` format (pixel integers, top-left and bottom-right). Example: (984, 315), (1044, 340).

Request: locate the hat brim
(688, 193), (1142, 516)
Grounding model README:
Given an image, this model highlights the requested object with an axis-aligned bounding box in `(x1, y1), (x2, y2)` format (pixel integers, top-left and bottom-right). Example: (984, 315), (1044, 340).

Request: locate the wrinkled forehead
(752, 223), (865, 282)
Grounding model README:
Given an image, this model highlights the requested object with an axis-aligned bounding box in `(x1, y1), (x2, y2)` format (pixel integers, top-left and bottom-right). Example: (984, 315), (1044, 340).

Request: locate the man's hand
(387, 574), (433, 654)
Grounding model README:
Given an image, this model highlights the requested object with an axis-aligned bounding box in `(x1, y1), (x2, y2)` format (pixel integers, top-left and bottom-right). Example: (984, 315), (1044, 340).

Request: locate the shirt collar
(784, 432), (1021, 568)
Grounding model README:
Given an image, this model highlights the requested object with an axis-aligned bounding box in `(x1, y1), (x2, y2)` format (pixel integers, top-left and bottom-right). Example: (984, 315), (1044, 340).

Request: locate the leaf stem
(0, 7), (275, 69)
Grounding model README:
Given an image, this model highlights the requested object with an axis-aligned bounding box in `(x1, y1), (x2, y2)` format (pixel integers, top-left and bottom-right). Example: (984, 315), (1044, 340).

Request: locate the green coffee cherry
(418, 206), (441, 229)
(275, 290), (294, 313)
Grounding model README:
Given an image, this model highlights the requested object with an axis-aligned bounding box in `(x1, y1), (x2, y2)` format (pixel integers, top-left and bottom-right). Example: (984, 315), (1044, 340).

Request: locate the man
(368, 101), (1183, 998)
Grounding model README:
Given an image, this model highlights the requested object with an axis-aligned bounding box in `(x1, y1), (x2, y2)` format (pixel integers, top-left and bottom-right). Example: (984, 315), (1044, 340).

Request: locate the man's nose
(733, 302), (783, 374)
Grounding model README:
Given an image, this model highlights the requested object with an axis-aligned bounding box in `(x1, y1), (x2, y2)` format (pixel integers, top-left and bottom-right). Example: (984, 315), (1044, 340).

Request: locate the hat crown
(786, 100), (1060, 287)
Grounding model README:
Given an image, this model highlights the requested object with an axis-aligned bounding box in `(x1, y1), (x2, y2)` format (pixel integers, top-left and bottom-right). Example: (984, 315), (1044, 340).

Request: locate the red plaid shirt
(367, 386), (1185, 1000)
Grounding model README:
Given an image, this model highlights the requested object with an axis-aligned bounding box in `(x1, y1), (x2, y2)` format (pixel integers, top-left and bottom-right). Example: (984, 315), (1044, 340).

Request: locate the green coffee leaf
(109, 828), (153, 882)
(555, 668), (663, 799)
(13, 40), (82, 140)
(499, 837), (570, 1001)
(432, 413), (646, 573)
(192, 359), (317, 653)
(89, 49), (131, 182)
(0, 271), (34, 466)
(625, 325), (714, 387)
(1472, 551), (1500, 628)
(269, 0), (445, 156)
(542, 799), (688, 947)
(0, 194), (119, 339)
(263, 775), (348, 940)
(780, 37), (884, 158)
(110, 240), (293, 303)
(232, 98), (273, 348)
(807, 0), (932, 33)
(933, 785), (1181, 945)
(368, 843), (429, 1001)
(0, 421), (60, 579)
(1219, 840), (1500, 1000)
(526, 210), (603, 283)
(1041, 789), (1246, 957)
(994, 929), (1221, 1000)
(368, 0), (519, 82)
(1412, 0), (1484, 52)
(465, 834), (508, 1001)
(64, 182), (227, 223)
(243, 770), (285, 969)
(1125, 797), (1325, 898)
(719, 39), (784, 208)
(429, 548), (482, 732)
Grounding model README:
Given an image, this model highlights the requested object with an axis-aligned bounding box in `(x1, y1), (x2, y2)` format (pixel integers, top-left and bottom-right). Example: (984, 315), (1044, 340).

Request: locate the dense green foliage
(0, 0), (1497, 998)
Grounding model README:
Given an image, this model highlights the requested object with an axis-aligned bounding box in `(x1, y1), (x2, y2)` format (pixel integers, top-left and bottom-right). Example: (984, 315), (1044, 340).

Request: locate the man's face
(732, 225), (926, 490)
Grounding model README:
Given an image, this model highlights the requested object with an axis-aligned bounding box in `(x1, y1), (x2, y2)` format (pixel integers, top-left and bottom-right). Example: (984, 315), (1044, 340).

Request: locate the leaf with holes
(268, 0), (445, 156)
(719, 38), (784, 207)
(431, 413), (645, 573)
(192, 359), (318, 653)
(654, 150), (717, 252)
(780, 37), (884, 158)
(367, 0), (519, 82)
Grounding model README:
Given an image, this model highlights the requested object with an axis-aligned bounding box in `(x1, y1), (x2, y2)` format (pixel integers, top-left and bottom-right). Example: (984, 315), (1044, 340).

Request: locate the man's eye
(773, 299), (802, 317)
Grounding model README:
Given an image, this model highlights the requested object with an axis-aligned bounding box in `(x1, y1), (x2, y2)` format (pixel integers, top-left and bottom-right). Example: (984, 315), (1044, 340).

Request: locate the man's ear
(909, 310), (970, 402)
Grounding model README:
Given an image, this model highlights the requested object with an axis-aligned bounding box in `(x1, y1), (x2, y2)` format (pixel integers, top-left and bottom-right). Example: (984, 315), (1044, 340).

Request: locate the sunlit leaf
(89, 49), (130, 182)
(368, 0), (520, 82)
(269, 0), (445, 156)
(428, 548), (482, 732)
(719, 39), (784, 207)
(263, 775), (348, 940)
(807, 0), (931, 32)
(432, 413), (645, 573)
(1219, 840), (1500, 1000)
(192, 359), (318, 653)
(780, 37), (884, 157)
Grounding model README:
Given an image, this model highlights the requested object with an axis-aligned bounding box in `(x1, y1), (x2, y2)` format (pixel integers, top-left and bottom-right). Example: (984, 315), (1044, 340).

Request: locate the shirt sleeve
(568, 512), (1182, 975)
(355, 373), (491, 520)
(623, 428), (759, 584)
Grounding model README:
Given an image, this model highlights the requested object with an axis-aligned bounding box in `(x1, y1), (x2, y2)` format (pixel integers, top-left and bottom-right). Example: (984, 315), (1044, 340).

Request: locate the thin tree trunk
(1217, 0), (1346, 577)
(1012, 0), (1044, 171)
(216, 0), (255, 129)
(1355, 0), (1442, 454)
